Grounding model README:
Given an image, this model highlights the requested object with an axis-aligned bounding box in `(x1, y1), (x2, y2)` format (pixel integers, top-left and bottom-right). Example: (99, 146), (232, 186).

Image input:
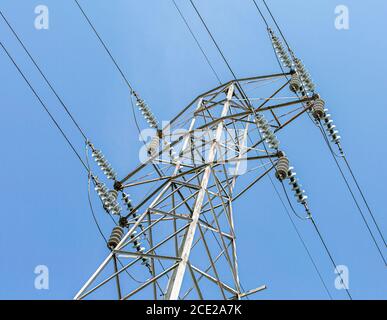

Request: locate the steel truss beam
(76, 73), (314, 300)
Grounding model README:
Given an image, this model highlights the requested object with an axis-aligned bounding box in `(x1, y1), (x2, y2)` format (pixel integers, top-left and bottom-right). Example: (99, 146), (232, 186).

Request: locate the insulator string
(171, 0), (222, 84)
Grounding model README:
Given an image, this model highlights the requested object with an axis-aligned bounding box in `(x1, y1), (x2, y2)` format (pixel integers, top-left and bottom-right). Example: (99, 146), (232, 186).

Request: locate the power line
(319, 124), (387, 265)
(74, 0), (156, 171)
(282, 168), (354, 299)
(251, 0), (269, 28)
(190, 0), (331, 297)
(70, 1), (348, 297)
(0, 10), (88, 142)
(189, 0), (288, 116)
(174, 0), (284, 299)
(249, 1), (357, 298)
(1, 9), (166, 285)
(267, 173), (333, 299)
(309, 217), (352, 299)
(261, 0), (291, 50)
(84, 145), (148, 286)
(251, 1), (288, 74)
(74, 0), (148, 153)
(280, 180), (309, 221)
(276, 149), (353, 299)
(74, 0), (134, 93)
(74, 2), (181, 288)
(171, 0), (222, 84)
(87, 173), (108, 243)
(69, 1), (371, 299)
(0, 9), (160, 253)
(0, 40), (88, 172)
(188, 0), (277, 130)
(257, 0), (386, 264)
(189, 0), (239, 82)
(342, 155), (387, 247)
(0, 9), (155, 287)
(188, 0), (276, 175)
(168, 1), (287, 298)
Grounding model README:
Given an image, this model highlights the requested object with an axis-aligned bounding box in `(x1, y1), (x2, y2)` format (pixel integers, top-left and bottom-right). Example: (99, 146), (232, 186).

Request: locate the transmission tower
(0, 0), (381, 301)
(75, 67), (325, 300)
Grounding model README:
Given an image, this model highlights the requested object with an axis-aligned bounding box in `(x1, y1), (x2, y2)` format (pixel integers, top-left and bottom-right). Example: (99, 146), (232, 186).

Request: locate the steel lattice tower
(75, 72), (318, 300)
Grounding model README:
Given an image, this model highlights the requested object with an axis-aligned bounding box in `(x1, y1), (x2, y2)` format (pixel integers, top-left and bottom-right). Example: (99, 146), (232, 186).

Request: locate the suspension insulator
(105, 190), (122, 215)
(148, 135), (160, 157)
(288, 167), (308, 205)
(89, 143), (117, 180)
(123, 193), (141, 221)
(123, 193), (146, 235)
(94, 178), (122, 215)
(255, 113), (280, 149)
(294, 58), (307, 76)
(133, 91), (159, 129)
(304, 77), (316, 92)
(293, 58), (315, 93)
(94, 178), (109, 203)
(289, 73), (301, 93)
(130, 233), (150, 267)
(322, 109), (341, 144)
(122, 192), (134, 211)
(108, 226), (124, 249)
(121, 195), (150, 268)
(311, 98), (325, 119)
(276, 155), (289, 181)
(269, 29), (292, 69)
(94, 178), (108, 197)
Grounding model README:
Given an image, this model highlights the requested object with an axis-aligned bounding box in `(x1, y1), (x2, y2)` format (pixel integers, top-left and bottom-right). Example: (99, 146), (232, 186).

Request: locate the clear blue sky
(0, 0), (386, 300)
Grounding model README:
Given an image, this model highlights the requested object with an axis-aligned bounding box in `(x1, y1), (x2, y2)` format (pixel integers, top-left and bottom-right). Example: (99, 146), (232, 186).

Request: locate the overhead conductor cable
(260, 0), (386, 263)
